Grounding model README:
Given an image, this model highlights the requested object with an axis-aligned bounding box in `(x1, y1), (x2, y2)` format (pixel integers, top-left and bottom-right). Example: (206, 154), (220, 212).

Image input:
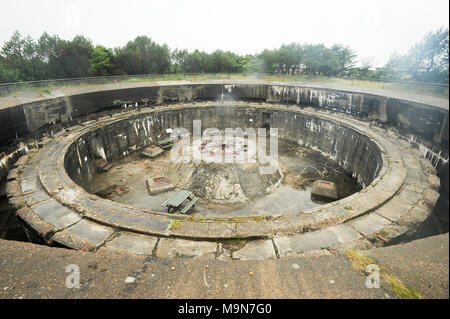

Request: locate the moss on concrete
(345, 249), (424, 299)
(169, 219), (182, 230)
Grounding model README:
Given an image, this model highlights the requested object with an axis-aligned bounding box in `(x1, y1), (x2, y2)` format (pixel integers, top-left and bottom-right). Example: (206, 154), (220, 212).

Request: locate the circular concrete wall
(1, 82), (445, 259)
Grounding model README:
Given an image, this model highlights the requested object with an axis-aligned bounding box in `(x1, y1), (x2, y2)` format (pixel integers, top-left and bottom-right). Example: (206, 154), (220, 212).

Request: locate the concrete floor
(0, 233), (447, 299)
(88, 139), (360, 217)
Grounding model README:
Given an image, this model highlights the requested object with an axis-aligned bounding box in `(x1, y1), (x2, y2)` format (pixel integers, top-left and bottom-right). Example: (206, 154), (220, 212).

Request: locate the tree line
(0, 27), (448, 84)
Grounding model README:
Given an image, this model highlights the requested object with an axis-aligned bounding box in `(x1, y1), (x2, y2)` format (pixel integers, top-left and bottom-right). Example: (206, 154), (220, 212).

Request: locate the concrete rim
(35, 102), (403, 240)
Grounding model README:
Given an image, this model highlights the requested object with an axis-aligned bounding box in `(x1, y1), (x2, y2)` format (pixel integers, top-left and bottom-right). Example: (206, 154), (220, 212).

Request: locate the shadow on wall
(388, 162), (449, 246)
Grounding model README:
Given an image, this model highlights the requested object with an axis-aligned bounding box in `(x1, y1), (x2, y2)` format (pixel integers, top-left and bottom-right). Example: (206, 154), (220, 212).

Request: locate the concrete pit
(88, 125), (361, 217)
(1, 81), (447, 260)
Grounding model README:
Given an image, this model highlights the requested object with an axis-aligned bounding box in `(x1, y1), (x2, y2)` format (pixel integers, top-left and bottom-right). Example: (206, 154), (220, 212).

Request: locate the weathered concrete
(0, 82), (445, 261)
(102, 232), (158, 255)
(0, 238), (391, 299)
(362, 233), (449, 299)
(1, 81), (448, 156)
(1, 101), (440, 258)
(0, 80), (447, 299)
(3, 232), (445, 298)
(156, 238), (217, 259)
(232, 240), (277, 260)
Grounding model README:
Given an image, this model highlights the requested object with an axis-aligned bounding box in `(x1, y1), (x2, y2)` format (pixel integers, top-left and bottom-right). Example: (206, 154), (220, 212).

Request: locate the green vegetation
(89, 45), (114, 76)
(1, 27), (448, 85)
(383, 27), (449, 83)
(344, 205), (353, 210)
(169, 219), (182, 230)
(40, 87), (51, 95)
(345, 249), (424, 299)
(379, 229), (389, 238)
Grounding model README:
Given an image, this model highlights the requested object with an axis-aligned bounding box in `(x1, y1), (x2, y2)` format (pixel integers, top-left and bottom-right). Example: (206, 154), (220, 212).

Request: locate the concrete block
(146, 176), (174, 195)
(311, 180), (337, 200)
(141, 145), (164, 158)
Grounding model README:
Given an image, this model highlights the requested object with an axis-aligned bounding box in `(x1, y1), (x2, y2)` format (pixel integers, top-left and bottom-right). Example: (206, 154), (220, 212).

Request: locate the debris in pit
(141, 145), (164, 158)
(94, 184), (130, 199)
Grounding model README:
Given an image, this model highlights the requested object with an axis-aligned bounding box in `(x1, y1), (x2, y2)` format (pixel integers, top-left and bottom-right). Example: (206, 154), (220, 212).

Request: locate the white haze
(0, 0), (448, 67)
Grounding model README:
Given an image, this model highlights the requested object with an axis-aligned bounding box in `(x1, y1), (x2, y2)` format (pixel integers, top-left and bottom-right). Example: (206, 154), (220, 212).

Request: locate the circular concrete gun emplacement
(2, 81), (446, 260)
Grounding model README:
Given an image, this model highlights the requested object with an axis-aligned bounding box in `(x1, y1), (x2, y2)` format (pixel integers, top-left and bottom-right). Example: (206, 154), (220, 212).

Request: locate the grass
(169, 219), (182, 230)
(345, 249), (424, 299)
(379, 229), (389, 238)
(40, 87), (51, 95)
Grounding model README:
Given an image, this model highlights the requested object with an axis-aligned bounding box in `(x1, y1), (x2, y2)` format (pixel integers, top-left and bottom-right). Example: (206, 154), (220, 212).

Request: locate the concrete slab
(375, 197), (411, 222)
(54, 219), (114, 248)
(156, 238), (217, 258)
(20, 178), (37, 194)
(350, 213), (391, 236)
(0, 238), (391, 299)
(233, 240), (277, 260)
(141, 145), (164, 158)
(274, 229), (340, 257)
(311, 180), (337, 200)
(328, 224), (362, 243)
(104, 232), (158, 255)
(23, 189), (50, 206)
(146, 177), (174, 195)
(31, 199), (81, 230)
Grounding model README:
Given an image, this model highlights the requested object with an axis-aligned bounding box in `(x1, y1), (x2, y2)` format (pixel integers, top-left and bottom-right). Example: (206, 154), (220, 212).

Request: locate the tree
(240, 55), (263, 74)
(384, 27), (449, 83)
(273, 43), (304, 74)
(0, 31), (48, 81)
(353, 56), (374, 78)
(89, 45), (113, 76)
(115, 36), (171, 75)
(181, 50), (207, 73)
(0, 65), (20, 83)
(331, 45), (357, 76)
(259, 49), (278, 73)
(303, 44), (327, 75)
(205, 50), (242, 73)
(170, 49), (188, 73)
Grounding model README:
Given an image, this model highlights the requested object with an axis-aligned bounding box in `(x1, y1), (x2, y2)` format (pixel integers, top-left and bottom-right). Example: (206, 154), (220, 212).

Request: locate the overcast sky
(1, 0), (448, 67)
